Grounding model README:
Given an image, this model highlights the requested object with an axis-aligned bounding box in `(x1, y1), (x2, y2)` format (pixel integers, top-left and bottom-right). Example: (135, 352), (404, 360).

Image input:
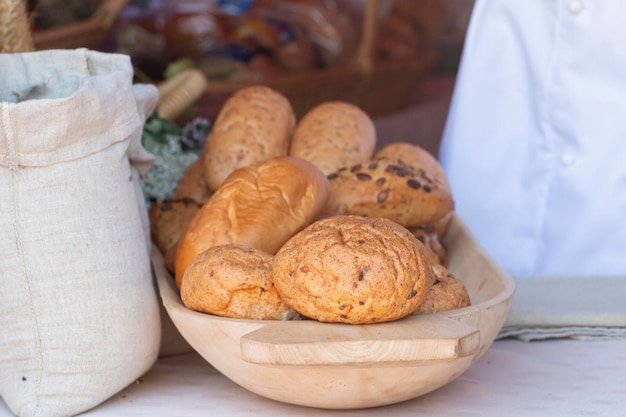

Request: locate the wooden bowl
(154, 214), (515, 409)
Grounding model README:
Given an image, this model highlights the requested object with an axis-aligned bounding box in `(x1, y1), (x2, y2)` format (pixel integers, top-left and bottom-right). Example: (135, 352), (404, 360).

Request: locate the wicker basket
(198, 0), (437, 120)
(0, 0), (128, 52)
(1, 0), (34, 52)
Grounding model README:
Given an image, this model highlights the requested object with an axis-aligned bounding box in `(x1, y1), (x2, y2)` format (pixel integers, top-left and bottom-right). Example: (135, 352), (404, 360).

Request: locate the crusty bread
(289, 101), (376, 175)
(174, 156), (212, 204)
(271, 215), (436, 324)
(374, 142), (449, 188)
(149, 198), (204, 266)
(180, 244), (298, 320)
(407, 224), (448, 267)
(203, 86), (295, 191)
(324, 157), (454, 227)
(414, 264), (471, 315)
(426, 209), (454, 239)
(175, 156), (330, 287)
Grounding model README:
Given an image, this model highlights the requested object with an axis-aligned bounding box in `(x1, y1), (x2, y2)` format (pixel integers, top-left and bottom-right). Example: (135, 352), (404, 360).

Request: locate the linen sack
(0, 49), (161, 417)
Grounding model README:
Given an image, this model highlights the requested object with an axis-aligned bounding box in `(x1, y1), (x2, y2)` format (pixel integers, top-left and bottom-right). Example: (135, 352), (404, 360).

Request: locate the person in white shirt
(438, 0), (626, 278)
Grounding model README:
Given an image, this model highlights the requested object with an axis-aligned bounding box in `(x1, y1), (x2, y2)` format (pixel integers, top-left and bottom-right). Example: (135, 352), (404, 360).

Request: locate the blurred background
(26, 0), (475, 155)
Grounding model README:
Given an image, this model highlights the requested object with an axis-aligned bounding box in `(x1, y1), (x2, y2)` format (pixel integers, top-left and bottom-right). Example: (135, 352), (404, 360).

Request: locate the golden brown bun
(374, 142), (449, 188)
(289, 101), (376, 176)
(149, 198), (204, 257)
(426, 210), (454, 239)
(175, 156), (330, 287)
(174, 156), (212, 204)
(414, 264), (471, 315)
(180, 244), (298, 320)
(407, 225), (448, 267)
(324, 157), (454, 227)
(272, 215), (436, 324)
(203, 86), (295, 191)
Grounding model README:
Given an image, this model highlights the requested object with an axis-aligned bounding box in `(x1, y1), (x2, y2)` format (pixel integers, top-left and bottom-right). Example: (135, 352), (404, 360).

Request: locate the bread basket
(154, 213), (515, 409)
(195, 0), (437, 120)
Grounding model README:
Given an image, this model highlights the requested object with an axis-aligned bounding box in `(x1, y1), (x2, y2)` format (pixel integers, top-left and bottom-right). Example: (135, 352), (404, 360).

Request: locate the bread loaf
(175, 156), (330, 286)
(149, 198), (203, 256)
(174, 156), (212, 203)
(324, 157), (454, 227)
(289, 101), (376, 175)
(271, 215), (436, 324)
(203, 86), (295, 191)
(407, 224), (448, 267)
(374, 142), (449, 188)
(414, 264), (471, 315)
(180, 244), (298, 320)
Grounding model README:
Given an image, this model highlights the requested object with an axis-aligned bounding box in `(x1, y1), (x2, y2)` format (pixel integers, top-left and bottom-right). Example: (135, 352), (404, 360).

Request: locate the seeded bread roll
(180, 244), (298, 320)
(414, 264), (471, 315)
(271, 215), (436, 324)
(174, 156), (212, 204)
(374, 142), (449, 188)
(175, 156), (330, 287)
(289, 101), (376, 175)
(203, 86), (295, 191)
(324, 157), (454, 228)
(375, 143), (453, 235)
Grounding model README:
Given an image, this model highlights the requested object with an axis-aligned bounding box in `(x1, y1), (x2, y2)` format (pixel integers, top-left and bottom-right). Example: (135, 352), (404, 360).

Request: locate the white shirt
(439, 0), (626, 278)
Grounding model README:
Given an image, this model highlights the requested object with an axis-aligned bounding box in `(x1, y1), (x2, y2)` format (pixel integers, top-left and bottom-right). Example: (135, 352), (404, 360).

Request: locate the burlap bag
(0, 49), (161, 417)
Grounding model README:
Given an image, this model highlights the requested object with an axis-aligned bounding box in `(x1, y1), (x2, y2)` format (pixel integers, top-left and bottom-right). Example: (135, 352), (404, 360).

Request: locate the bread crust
(175, 156), (330, 287)
(374, 142), (449, 188)
(180, 244), (298, 320)
(289, 101), (376, 175)
(203, 86), (295, 191)
(271, 215), (436, 324)
(149, 197), (204, 256)
(324, 157), (454, 227)
(414, 264), (471, 315)
(407, 224), (448, 267)
(174, 156), (212, 203)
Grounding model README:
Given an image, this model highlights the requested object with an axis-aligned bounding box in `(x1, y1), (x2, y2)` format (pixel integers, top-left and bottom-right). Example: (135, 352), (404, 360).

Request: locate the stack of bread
(149, 85), (470, 325)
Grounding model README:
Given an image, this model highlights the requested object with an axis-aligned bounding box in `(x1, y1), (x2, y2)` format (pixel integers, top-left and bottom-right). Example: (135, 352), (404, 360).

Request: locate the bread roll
(174, 156), (212, 204)
(324, 157), (454, 227)
(407, 224), (448, 267)
(271, 215), (436, 324)
(374, 142), (449, 188)
(203, 86), (295, 191)
(149, 198), (204, 273)
(175, 156), (330, 287)
(149, 198), (204, 256)
(180, 244), (298, 320)
(414, 264), (471, 315)
(289, 101), (376, 175)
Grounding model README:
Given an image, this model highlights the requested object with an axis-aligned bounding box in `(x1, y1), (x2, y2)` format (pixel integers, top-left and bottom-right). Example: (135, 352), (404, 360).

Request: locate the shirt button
(568, 0), (585, 15)
(560, 152), (577, 166)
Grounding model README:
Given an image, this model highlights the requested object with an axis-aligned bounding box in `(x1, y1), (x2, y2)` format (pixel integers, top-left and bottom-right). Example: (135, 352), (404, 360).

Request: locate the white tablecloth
(2, 339), (625, 417)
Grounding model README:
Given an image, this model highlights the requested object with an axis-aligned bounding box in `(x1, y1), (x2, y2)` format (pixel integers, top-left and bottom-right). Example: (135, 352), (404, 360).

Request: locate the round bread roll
(324, 157), (454, 227)
(175, 156), (330, 287)
(180, 244), (298, 320)
(203, 86), (295, 191)
(289, 101), (376, 176)
(374, 142), (449, 188)
(174, 156), (212, 204)
(149, 198), (204, 256)
(272, 215), (436, 324)
(426, 210), (454, 239)
(407, 224), (448, 267)
(414, 264), (471, 315)
(149, 198), (204, 273)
